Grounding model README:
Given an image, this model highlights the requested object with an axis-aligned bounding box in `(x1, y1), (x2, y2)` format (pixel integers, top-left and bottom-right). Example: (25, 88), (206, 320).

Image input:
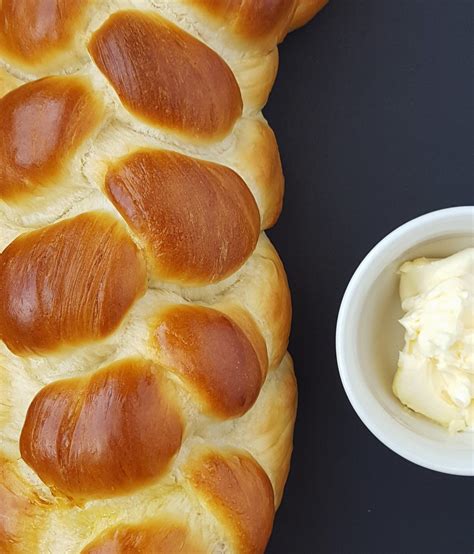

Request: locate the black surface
(265, 2), (474, 554)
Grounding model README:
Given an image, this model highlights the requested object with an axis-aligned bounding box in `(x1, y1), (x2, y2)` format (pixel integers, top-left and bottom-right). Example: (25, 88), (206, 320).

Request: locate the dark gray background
(265, 1), (473, 553)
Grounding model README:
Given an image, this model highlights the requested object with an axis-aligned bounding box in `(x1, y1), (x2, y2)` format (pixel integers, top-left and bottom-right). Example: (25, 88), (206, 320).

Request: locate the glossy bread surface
(89, 10), (242, 141)
(0, 212), (146, 354)
(105, 149), (260, 284)
(0, 76), (103, 201)
(0, 0), (91, 68)
(186, 449), (275, 554)
(20, 359), (183, 499)
(0, 0), (327, 551)
(154, 305), (267, 417)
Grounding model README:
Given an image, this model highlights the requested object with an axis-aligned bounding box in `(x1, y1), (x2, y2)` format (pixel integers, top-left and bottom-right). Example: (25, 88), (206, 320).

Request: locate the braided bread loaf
(0, 1), (327, 552)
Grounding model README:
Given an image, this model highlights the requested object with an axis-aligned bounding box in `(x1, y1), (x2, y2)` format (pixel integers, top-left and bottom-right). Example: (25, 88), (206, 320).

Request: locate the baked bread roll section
(0, 1), (327, 552)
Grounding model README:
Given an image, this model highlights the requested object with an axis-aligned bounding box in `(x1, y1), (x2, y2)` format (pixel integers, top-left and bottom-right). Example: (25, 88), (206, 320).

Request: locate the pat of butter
(392, 248), (474, 432)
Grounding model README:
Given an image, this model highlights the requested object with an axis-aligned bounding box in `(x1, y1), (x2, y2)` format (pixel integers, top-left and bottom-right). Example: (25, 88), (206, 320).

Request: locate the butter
(393, 248), (474, 432)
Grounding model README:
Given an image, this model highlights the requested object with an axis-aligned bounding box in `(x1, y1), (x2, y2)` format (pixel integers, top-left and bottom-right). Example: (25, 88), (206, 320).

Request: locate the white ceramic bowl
(336, 206), (474, 475)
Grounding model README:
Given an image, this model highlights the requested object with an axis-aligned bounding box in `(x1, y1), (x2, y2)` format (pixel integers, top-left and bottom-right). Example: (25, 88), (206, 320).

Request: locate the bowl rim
(335, 206), (474, 476)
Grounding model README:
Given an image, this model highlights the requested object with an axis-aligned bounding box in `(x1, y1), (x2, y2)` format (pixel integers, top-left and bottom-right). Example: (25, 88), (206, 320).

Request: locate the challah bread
(0, 1), (327, 552)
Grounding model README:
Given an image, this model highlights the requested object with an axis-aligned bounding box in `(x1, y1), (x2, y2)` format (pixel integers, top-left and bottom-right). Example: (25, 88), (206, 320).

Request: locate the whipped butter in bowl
(393, 249), (474, 432)
(336, 207), (474, 475)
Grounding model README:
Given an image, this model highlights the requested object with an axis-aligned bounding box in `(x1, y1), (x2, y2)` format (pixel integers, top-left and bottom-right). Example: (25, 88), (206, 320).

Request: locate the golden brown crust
(89, 10), (242, 141)
(0, 76), (104, 202)
(185, 0), (297, 50)
(0, 0), (326, 549)
(153, 305), (267, 418)
(0, 0), (92, 69)
(217, 304), (269, 377)
(105, 149), (260, 285)
(196, 354), (296, 509)
(20, 359), (183, 500)
(81, 519), (206, 554)
(0, 212), (147, 355)
(186, 448), (274, 554)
